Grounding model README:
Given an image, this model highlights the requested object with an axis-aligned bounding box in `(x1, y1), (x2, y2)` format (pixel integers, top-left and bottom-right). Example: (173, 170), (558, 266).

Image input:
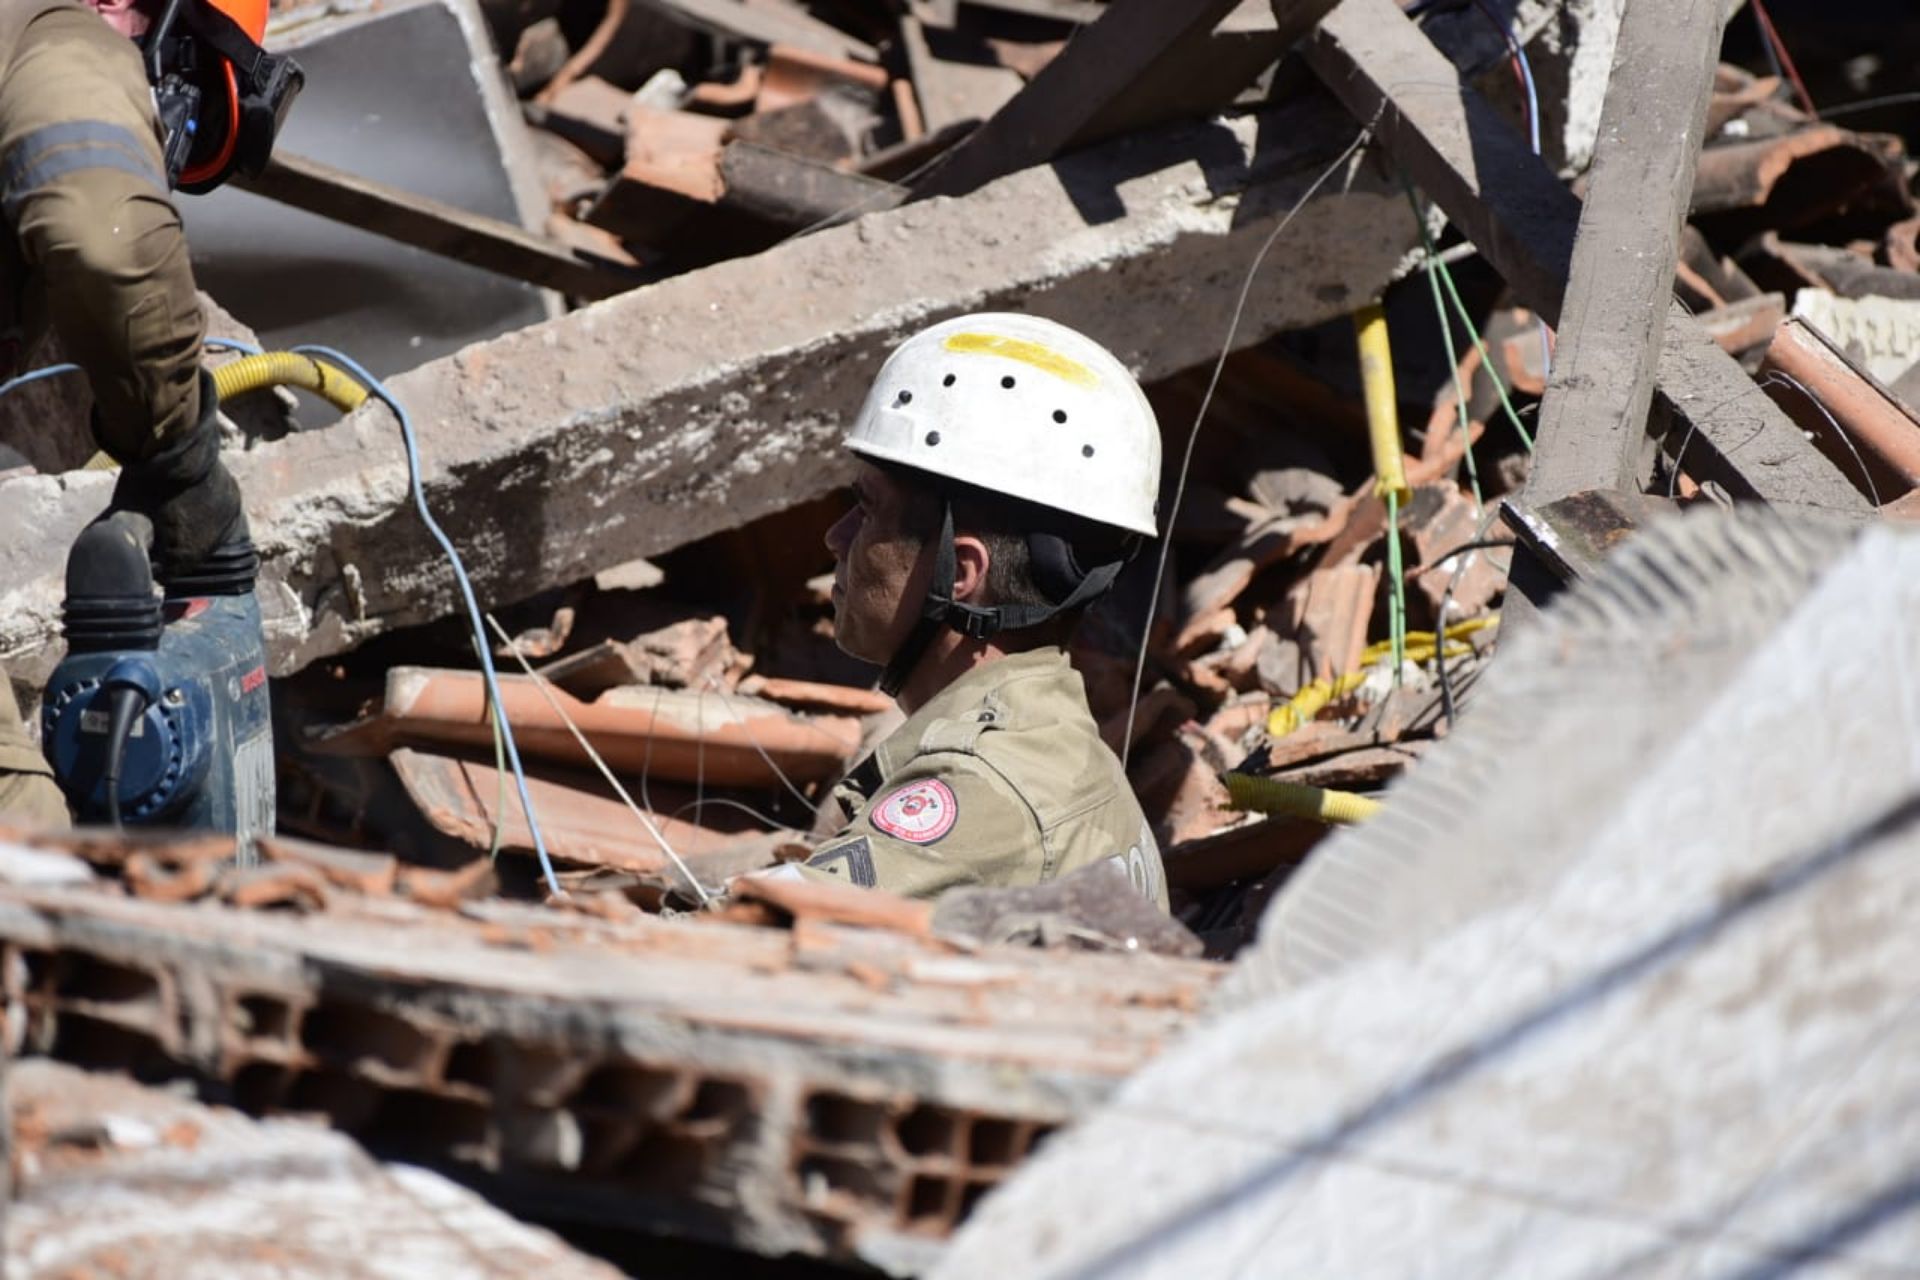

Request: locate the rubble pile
(6, 0), (1920, 1273)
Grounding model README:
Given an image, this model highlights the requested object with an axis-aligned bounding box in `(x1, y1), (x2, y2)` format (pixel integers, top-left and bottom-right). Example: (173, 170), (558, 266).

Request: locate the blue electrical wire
(1468, 0), (1552, 381)
(103, 335), (561, 893)
(1472, 0), (1541, 156)
(1403, 1), (1552, 379)
(288, 342), (561, 896)
(0, 362), (80, 397)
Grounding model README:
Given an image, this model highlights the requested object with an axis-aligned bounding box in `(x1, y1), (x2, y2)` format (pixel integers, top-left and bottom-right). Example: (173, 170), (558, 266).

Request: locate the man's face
(85, 0), (151, 39)
(824, 461), (931, 665)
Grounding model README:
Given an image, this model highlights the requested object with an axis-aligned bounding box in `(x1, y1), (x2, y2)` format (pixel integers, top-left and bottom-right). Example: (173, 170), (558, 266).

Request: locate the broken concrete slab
(0, 99), (1421, 687)
(8, 1059), (627, 1279)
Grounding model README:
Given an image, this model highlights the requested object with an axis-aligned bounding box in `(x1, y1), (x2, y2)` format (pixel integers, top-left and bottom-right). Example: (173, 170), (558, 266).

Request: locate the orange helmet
(143, 0), (302, 193)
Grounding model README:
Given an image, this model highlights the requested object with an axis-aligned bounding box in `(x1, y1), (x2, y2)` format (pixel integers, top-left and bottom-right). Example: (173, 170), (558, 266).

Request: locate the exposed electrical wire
(1757, 371), (1882, 508)
(669, 795), (808, 838)
(0, 362), (79, 398)
(1404, 182), (1483, 516)
(1385, 490), (1408, 677)
(213, 335), (515, 861)
(1119, 123), (1376, 770)
(1750, 0), (1818, 117)
(290, 342), (564, 897)
(704, 677), (821, 814)
(486, 614), (712, 906)
(1429, 251), (1537, 452)
(1817, 91), (1920, 121)
(1411, 0), (1552, 380)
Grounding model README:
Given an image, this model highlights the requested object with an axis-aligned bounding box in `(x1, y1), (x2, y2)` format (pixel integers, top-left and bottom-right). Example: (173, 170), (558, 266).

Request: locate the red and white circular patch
(870, 779), (958, 844)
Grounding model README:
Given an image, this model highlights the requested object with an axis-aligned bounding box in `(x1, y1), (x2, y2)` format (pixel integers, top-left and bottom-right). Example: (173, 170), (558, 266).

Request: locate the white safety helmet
(844, 313), (1161, 536)
(844, 314), (1162, 692)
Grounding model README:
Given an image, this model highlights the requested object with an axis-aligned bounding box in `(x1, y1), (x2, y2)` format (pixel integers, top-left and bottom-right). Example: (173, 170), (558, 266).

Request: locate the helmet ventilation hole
(1082, 444), (1095, 458)
(926, 431), (942, 446)
(943, 374), (956, 387)
(1001, 375), (1016, 389)
(1053, 410), (1068, 424)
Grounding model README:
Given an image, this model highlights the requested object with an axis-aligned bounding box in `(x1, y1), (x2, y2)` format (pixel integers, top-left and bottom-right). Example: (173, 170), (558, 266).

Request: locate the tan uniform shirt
(0, 0), (204, 460)
(0, 0), (205, 825)
(799, 647), (1169, 908)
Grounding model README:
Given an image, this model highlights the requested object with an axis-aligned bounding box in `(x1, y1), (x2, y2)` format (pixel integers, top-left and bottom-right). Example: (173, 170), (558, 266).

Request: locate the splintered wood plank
(913, 0), (1342, 200)
(237, 151), (641, 300)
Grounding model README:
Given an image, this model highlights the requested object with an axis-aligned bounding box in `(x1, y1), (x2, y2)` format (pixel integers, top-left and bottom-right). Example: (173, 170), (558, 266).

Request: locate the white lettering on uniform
(1112, 822), (1163, 902)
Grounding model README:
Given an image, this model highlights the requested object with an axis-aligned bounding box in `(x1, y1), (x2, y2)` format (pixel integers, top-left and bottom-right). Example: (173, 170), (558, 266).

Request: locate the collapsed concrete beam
(0, 98), (1418, 685)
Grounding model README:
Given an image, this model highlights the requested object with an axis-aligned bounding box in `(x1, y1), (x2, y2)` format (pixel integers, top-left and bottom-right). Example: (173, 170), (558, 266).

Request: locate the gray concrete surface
(0, 97), (1421, 686)
(936, 508), (1920, 1277)
(9, 1059), (624, 1279)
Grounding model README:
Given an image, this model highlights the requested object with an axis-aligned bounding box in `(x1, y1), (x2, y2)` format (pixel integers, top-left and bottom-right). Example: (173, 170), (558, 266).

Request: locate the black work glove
(105, 368), (250, 580)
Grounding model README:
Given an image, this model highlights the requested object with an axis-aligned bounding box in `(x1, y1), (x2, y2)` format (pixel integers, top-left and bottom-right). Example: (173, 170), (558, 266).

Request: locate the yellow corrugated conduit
(212, 351), (367, 413)
(82, 352), (367, 471)
(1222, 773), (1382, 825)
(1230, 615), (1502, 826)
(1265, 615), (1501, 739)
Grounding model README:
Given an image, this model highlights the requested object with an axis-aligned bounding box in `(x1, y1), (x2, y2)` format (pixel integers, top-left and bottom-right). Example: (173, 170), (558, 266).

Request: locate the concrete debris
(940, 508), (1920, 1278)
(9, 1060), (627, 1279)
(1, 99), (1417, 691)
(0, 828), (1218, 1267)
(1790, 288), (1920, 385)
(12, 0), (1920, 1272)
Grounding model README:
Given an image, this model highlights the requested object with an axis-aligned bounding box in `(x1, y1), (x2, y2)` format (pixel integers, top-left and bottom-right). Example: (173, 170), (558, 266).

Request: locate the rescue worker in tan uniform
(0, 0), (297, 823)
(788, 313), (1170, 907)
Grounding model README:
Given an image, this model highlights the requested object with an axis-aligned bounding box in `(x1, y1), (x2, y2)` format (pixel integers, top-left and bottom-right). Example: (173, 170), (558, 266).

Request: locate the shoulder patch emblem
(807, 836), (877, 887)
(870, 779), (958, 845)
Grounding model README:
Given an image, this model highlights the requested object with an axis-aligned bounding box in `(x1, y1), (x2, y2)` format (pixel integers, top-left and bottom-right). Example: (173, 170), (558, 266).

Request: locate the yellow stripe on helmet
(942, 332), (1100, 387)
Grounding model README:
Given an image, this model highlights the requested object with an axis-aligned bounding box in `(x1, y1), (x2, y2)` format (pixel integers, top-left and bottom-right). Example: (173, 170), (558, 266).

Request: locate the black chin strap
(877, 500), (1128, 696)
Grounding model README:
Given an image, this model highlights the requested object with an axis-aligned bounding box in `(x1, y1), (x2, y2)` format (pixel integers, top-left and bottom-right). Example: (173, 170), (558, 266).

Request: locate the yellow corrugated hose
(1222, 772), (1382, 825)
(212, 351), (366, 412)
(1266, 614), (1502, 739)
(83, 352), (367, 471)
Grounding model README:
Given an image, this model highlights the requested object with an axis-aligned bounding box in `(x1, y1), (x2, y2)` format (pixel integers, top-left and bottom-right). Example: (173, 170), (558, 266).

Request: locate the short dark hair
(879, 463), (1135, 646)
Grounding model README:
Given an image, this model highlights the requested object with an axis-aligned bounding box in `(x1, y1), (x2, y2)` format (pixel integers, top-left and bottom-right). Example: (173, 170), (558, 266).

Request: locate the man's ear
(950, 533), (991, 605)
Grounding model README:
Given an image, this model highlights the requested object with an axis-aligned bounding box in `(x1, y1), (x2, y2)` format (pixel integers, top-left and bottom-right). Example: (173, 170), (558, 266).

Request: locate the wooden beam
(1524, 0), (1726, 504)
(1067, 1), (1287, 151)
(1303, 0), (1873, 516)
(912, 0), (1344, 201)
(235, 151), (644, 302)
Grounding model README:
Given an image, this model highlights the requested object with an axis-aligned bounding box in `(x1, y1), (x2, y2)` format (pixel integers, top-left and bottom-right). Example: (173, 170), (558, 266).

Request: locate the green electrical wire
(1404, 182), (1483, 515)
(1431, 251), (1536, 453)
